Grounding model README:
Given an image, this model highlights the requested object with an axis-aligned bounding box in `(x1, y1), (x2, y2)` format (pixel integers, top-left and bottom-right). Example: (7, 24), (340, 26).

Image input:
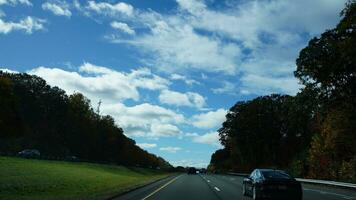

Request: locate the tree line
(209, 1), (356, 183)
(0, 72), (171, 169)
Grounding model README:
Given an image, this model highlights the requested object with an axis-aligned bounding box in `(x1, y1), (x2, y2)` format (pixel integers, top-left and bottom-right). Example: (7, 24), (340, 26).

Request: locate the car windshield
(261, 171), (291, 179)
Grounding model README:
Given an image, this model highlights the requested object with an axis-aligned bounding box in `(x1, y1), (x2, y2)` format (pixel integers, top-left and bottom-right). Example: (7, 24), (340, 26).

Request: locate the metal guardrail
(296, 178), (356, 189)
(227, 172), (356, 190)
(227, 172), (249, 177)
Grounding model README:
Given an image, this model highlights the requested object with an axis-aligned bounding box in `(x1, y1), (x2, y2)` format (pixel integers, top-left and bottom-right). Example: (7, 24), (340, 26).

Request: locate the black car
(187, 167), (197, 174)
(242, 169), (302, 200)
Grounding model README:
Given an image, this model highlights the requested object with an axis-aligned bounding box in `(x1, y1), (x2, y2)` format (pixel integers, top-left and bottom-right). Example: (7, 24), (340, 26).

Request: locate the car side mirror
(244, 177), (252, 182)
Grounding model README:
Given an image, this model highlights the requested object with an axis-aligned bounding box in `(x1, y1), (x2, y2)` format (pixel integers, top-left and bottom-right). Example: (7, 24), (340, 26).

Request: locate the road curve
(113, 174), (356, 200)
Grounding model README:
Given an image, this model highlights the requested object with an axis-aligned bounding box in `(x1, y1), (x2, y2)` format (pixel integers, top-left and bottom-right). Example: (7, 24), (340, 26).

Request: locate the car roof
(256, 169), (285, 172)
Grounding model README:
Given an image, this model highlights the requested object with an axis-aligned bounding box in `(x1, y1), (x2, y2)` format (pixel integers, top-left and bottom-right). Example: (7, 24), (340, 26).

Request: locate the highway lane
(113, 174), (356, 200)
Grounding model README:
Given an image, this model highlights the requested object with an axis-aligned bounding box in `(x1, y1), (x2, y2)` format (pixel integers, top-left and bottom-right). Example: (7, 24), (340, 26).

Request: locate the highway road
(113, 174), (356, 200)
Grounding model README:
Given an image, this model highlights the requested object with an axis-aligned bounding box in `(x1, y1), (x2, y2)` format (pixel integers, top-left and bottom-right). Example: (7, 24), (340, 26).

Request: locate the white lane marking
(214, 187), (221, 192)
(304, 188), (356, 200)
(141, 175), (181, 200)
(207, 180), (211, 183)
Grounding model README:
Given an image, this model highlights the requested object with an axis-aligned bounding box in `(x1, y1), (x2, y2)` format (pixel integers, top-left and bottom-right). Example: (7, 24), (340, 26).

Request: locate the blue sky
(0, 0), (346, 167)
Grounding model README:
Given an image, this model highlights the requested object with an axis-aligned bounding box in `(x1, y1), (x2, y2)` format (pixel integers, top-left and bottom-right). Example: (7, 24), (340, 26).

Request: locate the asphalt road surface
(113, 174), (356, 200)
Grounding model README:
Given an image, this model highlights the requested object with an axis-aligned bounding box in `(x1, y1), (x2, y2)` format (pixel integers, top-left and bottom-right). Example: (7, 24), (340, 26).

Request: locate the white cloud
(173, 0), (345, 95)
(159, 146), (182, 153)
(102, 103), (185, 138)
(240, 74), (301, 95)
(159, 89), (206, 109)
(150, 123), (181, 137)
(86, 1), (134, 16)
(29, 66), (138, 102)
(29, 64), (186, 139)
(177, 0), (345, 49)
(117, 20), (241, 74)
(191, 131), (221, 147)
(29, 63), (170, 103)
(107, 0), (345, 96)
(111, 21), (135, 35)
(42, 2), (71, 17)
(137, 143), (157, 149)
(0, 16), (45, 34)
(0, 0), (31, 6)
(0, 68), (19, 73)
(79, 62), (114, 74)
(212, 81), (235, 95)
(170, 73), (199, 85)
(171, 159), (208, 168)
(191, 108), (227, 129)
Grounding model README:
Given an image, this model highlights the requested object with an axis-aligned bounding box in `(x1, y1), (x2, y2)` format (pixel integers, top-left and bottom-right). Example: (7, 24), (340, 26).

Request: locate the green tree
(295, 1), (356, 104)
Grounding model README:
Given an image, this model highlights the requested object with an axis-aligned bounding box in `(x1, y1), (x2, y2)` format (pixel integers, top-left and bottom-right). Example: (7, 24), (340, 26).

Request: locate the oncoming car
(242, 169), (302, 200)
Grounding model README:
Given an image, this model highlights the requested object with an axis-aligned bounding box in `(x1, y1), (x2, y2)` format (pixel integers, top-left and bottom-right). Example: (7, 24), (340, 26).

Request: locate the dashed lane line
(214, 187), (221, 192)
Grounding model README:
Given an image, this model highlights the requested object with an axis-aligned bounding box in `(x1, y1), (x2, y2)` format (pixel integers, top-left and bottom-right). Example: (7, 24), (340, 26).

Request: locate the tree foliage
(295, 0), (356, 103)
(209, 1), (356, 182)
(0, 72), (171, 169)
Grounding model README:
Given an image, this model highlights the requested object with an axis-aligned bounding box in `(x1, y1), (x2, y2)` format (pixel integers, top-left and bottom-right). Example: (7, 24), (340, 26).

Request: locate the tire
(242, 184), (247, 196)
(252, 186), (260, 200)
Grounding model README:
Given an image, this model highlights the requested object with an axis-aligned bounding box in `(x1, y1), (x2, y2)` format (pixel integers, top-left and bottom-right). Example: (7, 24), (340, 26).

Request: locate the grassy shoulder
(0, 156), (171, 200)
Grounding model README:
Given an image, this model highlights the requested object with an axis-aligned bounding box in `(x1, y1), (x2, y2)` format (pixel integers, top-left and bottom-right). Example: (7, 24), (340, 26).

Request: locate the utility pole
(96, 99), (102, 114)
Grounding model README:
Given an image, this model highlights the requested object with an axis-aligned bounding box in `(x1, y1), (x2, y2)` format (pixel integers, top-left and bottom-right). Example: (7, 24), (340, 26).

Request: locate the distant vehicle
(187, 167), (197, 174)
(242, 169), (302, 200)
(199, 168), (207, 174)
(18, 149), (40, 158)
(65, 155), (78, 161)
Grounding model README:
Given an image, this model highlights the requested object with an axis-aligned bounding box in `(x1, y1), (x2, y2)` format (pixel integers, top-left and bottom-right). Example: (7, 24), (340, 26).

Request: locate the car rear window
(261, 171), (291, 179)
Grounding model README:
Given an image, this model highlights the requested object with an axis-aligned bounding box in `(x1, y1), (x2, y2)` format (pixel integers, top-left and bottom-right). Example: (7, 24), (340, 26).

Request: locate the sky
(0, 0), (346, 168)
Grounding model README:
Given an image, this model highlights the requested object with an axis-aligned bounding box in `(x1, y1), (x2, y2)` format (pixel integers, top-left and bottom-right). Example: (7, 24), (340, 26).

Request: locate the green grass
(0, 156), (170, 200)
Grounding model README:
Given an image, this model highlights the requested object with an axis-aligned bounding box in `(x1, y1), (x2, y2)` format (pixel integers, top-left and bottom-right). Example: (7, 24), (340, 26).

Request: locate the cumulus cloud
(42, 2), (71, 17)
(29, 63), (170, 103)
(0, 0), (31, 6)
(0, 68), (19, 73)
(29, 66), (138, 102)
(159, 146), (182, 153)
(190, 132), (221, 147)
(107, 0), (345, 96)
(240, 74), (301, 95)
(28, 63), (189, 139)
(212, 81), (236, 95)
(137, 143), (157, 149)
(191, 108), (227, 129)
(150, 123), (181, 137)
(86, 1), (134, 17)
(102, 103), (185, 138)
(159, 89), (206, 109)
(116, 20), (241, 74)
(170, 73), (199, 85)
(0, 16), (45, 34)
(111, 21), (135, 35)
(171, 159), (208, 168)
